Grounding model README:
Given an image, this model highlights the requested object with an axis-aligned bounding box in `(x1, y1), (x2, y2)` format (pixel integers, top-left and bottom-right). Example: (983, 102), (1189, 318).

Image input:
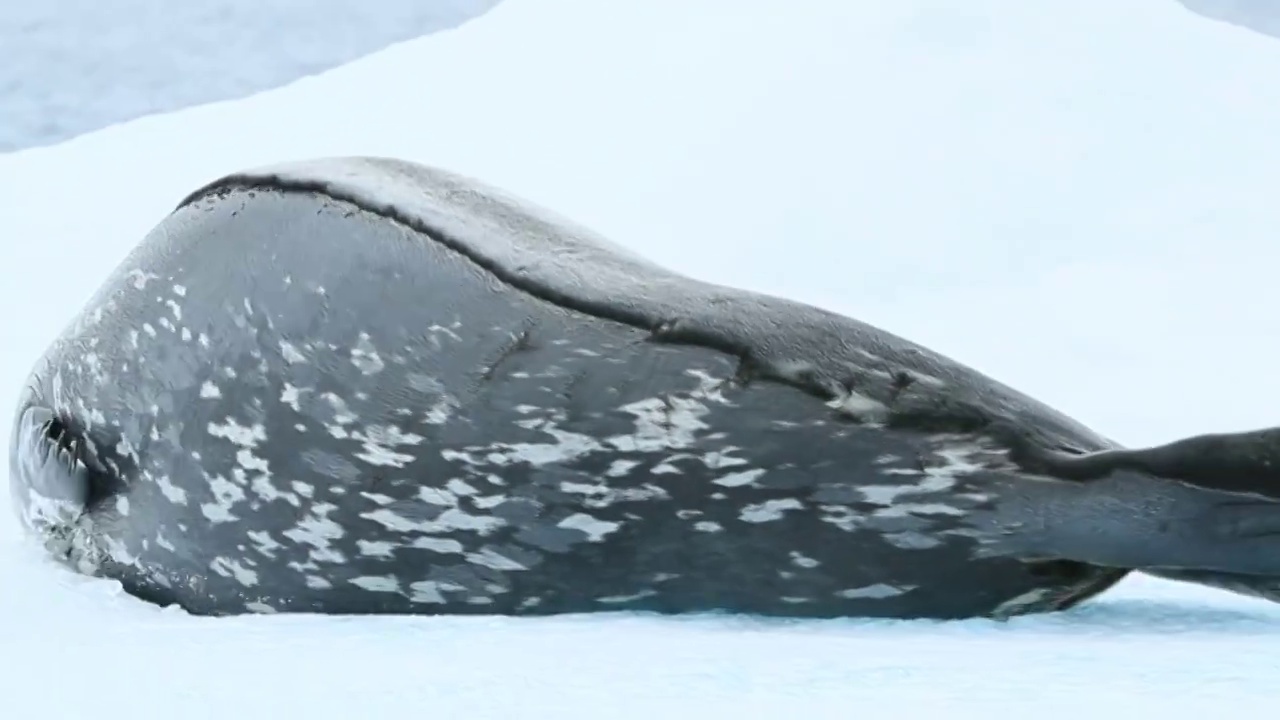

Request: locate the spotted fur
(8, 157), (1147, 619)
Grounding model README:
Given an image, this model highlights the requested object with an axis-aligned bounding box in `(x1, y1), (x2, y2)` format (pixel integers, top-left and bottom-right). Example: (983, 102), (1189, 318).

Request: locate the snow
(4, 0), (1280, 714)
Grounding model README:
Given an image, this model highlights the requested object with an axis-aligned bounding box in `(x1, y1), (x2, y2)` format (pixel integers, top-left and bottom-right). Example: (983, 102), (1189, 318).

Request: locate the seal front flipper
(1112, 426), (1280, 500)
(1005, 424), (1280, 500)
(1020, 426), (1280, 498)
(987, 424), (1280, 581)
(10, 406), (98, 527)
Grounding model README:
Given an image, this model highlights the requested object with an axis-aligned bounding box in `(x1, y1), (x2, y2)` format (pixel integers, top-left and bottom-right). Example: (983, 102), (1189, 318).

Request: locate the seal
(10, 156), (1280, 619)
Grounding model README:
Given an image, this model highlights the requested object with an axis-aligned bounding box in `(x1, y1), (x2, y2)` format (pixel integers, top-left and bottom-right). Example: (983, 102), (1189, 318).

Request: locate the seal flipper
(1009, 426), (1280, 499)
(10, 406), (99, 526)
(987, 424), (1280, 580)
(1117, 427), (1280, 500)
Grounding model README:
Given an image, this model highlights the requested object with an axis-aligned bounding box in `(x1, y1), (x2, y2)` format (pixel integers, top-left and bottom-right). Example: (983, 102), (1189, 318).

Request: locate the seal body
(15, 156), (1276, 619)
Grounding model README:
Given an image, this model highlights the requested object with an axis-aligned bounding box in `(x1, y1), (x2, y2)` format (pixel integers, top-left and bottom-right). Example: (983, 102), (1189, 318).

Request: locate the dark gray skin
(9, 156), (1280, 620)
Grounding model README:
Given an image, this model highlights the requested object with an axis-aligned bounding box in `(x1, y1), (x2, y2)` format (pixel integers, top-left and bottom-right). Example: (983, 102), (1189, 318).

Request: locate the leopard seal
(10, 155), (1280, 619)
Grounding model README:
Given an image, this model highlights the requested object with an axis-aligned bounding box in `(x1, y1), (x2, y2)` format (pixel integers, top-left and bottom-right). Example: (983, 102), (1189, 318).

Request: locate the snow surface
(4, 0), (1280, 715)
(1, 0), (499, 152)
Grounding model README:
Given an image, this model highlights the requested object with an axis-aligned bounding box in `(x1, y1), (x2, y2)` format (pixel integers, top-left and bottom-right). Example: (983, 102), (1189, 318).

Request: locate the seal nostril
(14, 407), (110, 516)
(42, 416), (74, 460)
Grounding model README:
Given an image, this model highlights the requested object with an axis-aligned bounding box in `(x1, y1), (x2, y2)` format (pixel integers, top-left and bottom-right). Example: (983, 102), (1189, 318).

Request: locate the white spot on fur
(467, 547), (527, 571)
(606, 459), (641, 477)
(836, 583), (911, 600)
(739, 498), (803, 523)
(357, 539), (396, 558)
(608, 395), (710, 453)
(818, 505), (861, 531)
(472, 494), (506, 510)
(352, 424), (424, 468)
(446, 478), (479, 496)
(418, 487), (458, 507)
(247, 530), (283, 558)
(354, 443), (416, 468)
(361, 507), (504, 536)
(694, 521), (723, 532)
(320, 392), (359, 434)
(874, 503), (965, 518)
(826, 390), (889, 422)
(207, 418), (266, 448)
(201, 473), (244, 523)
(279, 341), (307, 364)
(408, 581), (449, 604)
(351, 575), (400, 592)
(199, 381), (221, 399)
(280, 383), (303, 411)
(859, 475), (957, 505)
(702, 449), (748, 469)
(449, 420), (603, 468)
(558, 513), (621, 541)
(210, 557), (259, 587)
(714, 468), (766, 488)
(558, 481), (669, 508)
(350, 332), (385, 375)
(412, 536), (465, 553)
(790, 551), (820, 568)
(282, 502), (347, 563)
(883, 531), (944, 549)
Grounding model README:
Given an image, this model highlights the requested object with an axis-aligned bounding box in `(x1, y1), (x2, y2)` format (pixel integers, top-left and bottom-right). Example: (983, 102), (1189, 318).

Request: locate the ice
(1, 0), (499, 152)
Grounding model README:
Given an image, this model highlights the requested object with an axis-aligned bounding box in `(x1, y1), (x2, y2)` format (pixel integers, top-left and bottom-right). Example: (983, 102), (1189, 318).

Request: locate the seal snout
(9, 405), (100, 532)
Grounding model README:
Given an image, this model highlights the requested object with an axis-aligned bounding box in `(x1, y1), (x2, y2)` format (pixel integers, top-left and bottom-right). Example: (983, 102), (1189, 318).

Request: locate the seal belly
(10, 171), (1125, 619)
